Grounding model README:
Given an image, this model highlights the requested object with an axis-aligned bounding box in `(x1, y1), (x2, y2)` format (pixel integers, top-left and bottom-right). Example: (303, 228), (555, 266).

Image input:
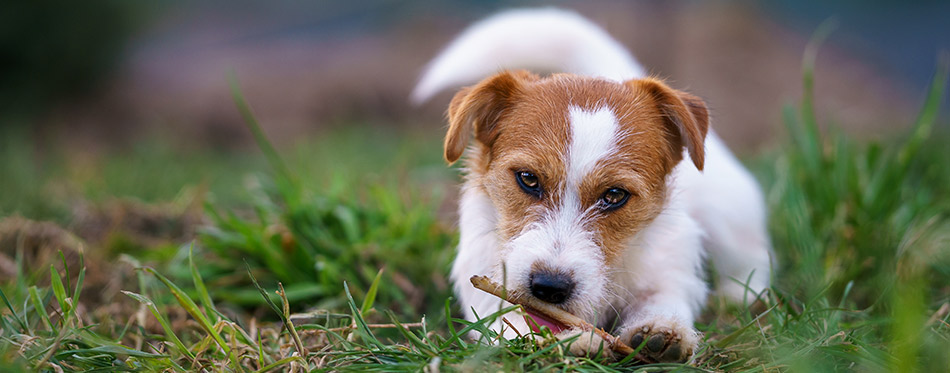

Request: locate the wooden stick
(470, 275), (637, 357)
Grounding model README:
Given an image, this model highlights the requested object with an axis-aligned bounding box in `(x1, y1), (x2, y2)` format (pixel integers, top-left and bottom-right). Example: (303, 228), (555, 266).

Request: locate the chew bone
(469, 275), (640, 358)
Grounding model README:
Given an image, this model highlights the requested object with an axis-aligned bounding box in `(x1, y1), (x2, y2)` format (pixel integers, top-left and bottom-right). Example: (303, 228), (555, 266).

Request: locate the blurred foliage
(0, 0), (150, 119)
(762, 48), (950, 309)
(0, 129), (261, 222)
(731, 52), (950, 371)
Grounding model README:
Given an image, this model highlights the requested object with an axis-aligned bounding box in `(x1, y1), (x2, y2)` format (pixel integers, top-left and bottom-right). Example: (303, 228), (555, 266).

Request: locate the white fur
(498, 106), (624, 323)
(411, 8), (645, 104)
(567, 106), (620, 186)
(502, 207), (606, 321)
(423, 8), (773, 347)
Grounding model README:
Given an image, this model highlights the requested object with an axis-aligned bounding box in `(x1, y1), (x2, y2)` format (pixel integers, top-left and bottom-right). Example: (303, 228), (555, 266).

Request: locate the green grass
(0, 132), (263, 222)
(1, 55), (949, 371)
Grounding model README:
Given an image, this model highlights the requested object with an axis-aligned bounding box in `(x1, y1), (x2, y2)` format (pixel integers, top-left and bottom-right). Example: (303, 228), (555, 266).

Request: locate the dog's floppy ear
(444, 70), (537, 164)
(628, 78), (709, 171)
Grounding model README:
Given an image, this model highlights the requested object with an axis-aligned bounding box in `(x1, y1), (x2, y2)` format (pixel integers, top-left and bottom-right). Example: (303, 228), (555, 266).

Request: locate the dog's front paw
(620, 317), (698, 363)
(556, 328), (615, 360)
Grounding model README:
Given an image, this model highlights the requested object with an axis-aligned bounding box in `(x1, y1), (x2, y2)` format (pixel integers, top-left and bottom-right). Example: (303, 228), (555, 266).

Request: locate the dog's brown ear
(444, 70), (536, 164)
(628, 78), (709, 171)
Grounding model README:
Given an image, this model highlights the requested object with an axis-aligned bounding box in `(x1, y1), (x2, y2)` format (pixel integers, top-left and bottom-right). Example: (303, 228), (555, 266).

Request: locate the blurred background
(1, 0), (948, 218)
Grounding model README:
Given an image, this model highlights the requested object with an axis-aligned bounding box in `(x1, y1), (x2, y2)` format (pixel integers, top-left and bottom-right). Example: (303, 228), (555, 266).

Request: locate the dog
(412, 8), (773, 362)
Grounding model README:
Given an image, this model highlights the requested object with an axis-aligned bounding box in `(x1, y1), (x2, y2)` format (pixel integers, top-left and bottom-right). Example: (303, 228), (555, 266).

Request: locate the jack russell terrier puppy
(412, 8), (773, 363)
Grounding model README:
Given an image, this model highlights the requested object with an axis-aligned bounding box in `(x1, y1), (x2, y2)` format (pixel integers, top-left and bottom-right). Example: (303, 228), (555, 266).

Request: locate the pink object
(524, 310), (567, 335)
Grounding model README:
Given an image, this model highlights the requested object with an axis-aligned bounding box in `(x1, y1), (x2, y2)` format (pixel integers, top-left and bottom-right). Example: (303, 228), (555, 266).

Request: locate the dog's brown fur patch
(447, 71), (709, 263)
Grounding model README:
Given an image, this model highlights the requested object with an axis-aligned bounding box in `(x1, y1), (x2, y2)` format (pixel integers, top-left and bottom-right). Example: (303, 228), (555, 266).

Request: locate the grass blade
(55, 345), (164, 359)
(245, 263), (307, 362)
(714, 304), (778, 349)
(254, 356), (305, 373)
(360, 268), (384, 316)
(345, 281), (385, 350)
(188, 243), (220, 322)
(438, 305), (520, 351)
(28, 286), (53, 333)
(245, 262), (281, 316)
(277, 282), (308, 360)
(0, 287), (28, 332)
(228, 73), (296, 188)
(59, 251), (70, 295)
(388, 311), (436, 357)
(144, 267), (242, 371)
(900, 52), (949, 165)
(442, 298), (466, 350)
(70, 255), (85, 317)
(49, 265), (69, 321)
(122, 290), (196, 361)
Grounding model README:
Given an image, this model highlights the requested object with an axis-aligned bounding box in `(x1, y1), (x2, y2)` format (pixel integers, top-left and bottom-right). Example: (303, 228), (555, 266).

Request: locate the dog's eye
(515, 171), (542, 197)
(601, 188), (629, 210)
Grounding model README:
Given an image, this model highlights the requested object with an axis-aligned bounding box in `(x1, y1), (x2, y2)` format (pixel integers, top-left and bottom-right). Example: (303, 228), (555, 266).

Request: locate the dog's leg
(684, 133), (773, 303)
(703, 216), (772, 303)
(613, 206), (707, 363)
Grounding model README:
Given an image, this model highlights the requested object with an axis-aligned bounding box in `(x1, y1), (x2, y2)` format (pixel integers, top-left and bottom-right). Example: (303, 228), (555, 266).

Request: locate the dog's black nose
(529, 271), (575, 304)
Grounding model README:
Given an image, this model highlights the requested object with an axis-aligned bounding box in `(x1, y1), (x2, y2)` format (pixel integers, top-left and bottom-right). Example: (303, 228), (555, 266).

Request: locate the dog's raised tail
(411, 8), (646, 104)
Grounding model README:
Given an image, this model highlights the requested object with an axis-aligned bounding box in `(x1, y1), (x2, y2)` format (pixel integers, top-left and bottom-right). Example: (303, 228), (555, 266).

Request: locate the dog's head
(446, 71), (709, 317)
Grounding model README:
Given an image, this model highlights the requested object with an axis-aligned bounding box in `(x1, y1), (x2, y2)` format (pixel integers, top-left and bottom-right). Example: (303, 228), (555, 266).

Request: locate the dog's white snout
(529, 269), (576, 304)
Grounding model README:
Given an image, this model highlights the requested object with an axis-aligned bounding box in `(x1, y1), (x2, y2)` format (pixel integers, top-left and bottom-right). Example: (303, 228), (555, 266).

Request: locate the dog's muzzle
(529, 270), (575, 304)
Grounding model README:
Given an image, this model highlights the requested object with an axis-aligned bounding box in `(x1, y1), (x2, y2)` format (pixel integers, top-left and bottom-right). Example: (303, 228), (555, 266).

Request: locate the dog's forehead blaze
(481, 76), (674, 261)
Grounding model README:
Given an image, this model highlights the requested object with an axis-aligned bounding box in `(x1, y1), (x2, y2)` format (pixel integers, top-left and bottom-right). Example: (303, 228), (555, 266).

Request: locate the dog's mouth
(523, 308), (568, 335)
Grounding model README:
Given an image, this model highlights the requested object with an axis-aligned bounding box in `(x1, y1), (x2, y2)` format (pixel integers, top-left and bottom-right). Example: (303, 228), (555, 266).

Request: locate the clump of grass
(1, 244), (629, 371)
(702, 48), (950, 370)
(0, 251), (181, 371)
(198, 175), (455, 316)
(768, 50), (950, 309)
(190, 79), (457, 319)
